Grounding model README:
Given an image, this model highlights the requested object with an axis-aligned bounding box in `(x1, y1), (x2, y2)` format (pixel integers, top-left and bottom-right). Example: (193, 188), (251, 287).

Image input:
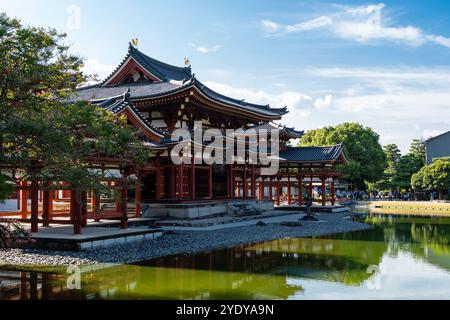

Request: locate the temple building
(1, 43), (349, 234)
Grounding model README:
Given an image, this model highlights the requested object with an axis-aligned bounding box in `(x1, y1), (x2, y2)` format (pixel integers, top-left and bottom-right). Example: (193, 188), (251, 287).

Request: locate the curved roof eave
(132, 82), (288, 120)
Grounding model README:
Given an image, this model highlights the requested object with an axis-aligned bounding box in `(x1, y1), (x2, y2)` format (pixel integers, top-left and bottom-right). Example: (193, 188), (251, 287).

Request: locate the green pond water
(2, 214), (450, 300)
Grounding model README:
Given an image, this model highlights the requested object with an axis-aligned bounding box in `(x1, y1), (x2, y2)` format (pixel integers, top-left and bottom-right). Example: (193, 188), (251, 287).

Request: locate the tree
(409, 138), (426, 165)
(0, 13), (149, 198)
(411, 159), (450, 200)
(394, 154), (424, 191)
(391, 139), (426, 191)
(300, 122), (385, 190)
(379, 144), (401, 191)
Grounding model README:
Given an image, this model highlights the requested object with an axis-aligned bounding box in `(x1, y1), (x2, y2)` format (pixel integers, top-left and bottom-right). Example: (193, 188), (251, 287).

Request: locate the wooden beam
(135, 174), (142, 218)
(321, 177), (326, 206)
(71, 189), (82, 235)
(120, 177), (128, 229)
(191, 162), (196, 200)
(30, 178), (39, 233)
(276, 179), (281, 206)
(297, 176), (303, 206)
(21, 180), (28, 219)
(42, 189), (50, 227)
(331, 177), (336, 206)
(268, 178), (273, 201)
(208, 165), (213, 199)
(81, 191), (88, 228)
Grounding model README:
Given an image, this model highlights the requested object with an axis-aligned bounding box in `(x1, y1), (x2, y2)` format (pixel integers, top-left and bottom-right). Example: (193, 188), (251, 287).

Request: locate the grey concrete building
(425, 131), (450, 164)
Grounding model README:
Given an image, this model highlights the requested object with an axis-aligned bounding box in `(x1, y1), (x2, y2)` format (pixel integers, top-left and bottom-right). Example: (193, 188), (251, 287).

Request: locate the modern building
(425, 131), (450, 164)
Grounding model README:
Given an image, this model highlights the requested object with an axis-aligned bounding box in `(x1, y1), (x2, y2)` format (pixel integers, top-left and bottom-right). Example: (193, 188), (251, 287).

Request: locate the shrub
(0, 220), (33, 248)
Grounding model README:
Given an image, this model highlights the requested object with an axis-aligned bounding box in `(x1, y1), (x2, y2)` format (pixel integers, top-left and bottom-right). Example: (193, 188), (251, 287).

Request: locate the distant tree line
(299, 123), (450, 200)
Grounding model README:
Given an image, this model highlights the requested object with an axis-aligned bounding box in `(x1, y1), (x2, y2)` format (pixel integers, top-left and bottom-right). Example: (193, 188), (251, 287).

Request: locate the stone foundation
(143, 200), (274, 219)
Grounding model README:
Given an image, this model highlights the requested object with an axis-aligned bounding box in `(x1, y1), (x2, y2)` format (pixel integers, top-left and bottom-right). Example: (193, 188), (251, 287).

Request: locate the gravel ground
(0, 213), (372, 268)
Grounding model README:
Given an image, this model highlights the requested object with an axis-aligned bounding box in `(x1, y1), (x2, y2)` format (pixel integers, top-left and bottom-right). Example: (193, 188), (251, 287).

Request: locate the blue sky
(2, 0), (450, 153)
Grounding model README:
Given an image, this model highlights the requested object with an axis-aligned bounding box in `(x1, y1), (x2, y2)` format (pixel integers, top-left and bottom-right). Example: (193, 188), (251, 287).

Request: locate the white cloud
(334, 22), (424, 45)
(203, 81), (312, 112)
(309, 66), (450, 85)
(190, 44), (223, 54)
(262, 20), (280, 33)
(81, 59), (115, 80)
(262, 16), (332, 35)
(314, 95), (333, 109)
(261, 3), (450, 49)
(426, 35), (450, 48)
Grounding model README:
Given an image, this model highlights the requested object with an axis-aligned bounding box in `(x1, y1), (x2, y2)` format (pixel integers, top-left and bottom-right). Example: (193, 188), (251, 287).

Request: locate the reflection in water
(2, 215), (450, 300)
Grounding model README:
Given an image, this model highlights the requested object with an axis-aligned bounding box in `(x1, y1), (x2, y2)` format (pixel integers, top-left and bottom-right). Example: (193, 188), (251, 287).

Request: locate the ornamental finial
(131, 38), (139, 47)
(184, 57), (191, 66)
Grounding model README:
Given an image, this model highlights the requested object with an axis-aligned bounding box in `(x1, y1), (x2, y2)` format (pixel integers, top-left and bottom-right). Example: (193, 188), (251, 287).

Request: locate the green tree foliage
(394, 153), (424, 190)
(409, 139), (426, 165)
(300, 122), (385, 190)
(374, 144), (401, 191)
(0, 13), (149, 198)
(411, 159), (450, 200)
(370, 139), (426, 193)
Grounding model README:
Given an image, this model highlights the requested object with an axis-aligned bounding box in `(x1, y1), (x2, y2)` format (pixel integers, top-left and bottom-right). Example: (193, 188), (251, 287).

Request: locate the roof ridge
(131, 46), (190, 73)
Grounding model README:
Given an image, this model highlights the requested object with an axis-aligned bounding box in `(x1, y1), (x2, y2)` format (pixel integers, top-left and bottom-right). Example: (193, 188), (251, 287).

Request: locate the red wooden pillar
(237, 181), (241, 198)
(135, 174), (142, 218)
(92, 190), (101, 222)
(268, 178), (273, 201)
(120, 177), (128, 229)
(297, 176), (303, 206)
(258, 178), (264, 200)
(16, 184), (20, 210)
(243, 166), (248, 198)
(30, 178), (39, 233)
(178, 164), (184, 200)
(287, 175), (292, 205)
(90, 191), (95, 213)
(208, 165), (213, 199)
(191, 163), (196, 200)
(169, 165), (175, 199)
(81, 191), (88, 227)
(276, 178), (281, 206)
(321, 177), (326, 206)
(251, 166), (256, 198)
(227, 165), (232, 198)
(42, 189), (50, 227)
(331, 177), (336, 206)
(71, 189), (82, 235)
(48, 189), (53, 215)
(21, 180), (28, 219)
(114, 181), (121, 212)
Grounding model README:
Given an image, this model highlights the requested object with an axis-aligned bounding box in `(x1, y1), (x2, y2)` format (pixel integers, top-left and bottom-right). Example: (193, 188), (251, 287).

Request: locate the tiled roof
(74, 44), (288, 118)
(193, 79), (288, 116)
(281, 126), (304, 139)
(279, 144), (348, 163)
(93, 90), (165, 139)
(74, 81), (185, 102)
(101, 43), (191, 84)
(247, 123), (304, 138)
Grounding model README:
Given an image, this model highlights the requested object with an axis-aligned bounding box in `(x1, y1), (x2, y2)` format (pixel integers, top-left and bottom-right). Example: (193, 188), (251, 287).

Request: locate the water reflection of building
(1, 239), (385, 300)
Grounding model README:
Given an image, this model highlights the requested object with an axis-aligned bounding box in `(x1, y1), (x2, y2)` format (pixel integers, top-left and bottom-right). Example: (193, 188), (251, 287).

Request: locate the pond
(1, 214), (450, 300)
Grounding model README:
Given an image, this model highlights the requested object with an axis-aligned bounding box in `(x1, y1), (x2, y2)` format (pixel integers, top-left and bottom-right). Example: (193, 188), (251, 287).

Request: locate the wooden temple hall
(2, 43), (348, 234)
